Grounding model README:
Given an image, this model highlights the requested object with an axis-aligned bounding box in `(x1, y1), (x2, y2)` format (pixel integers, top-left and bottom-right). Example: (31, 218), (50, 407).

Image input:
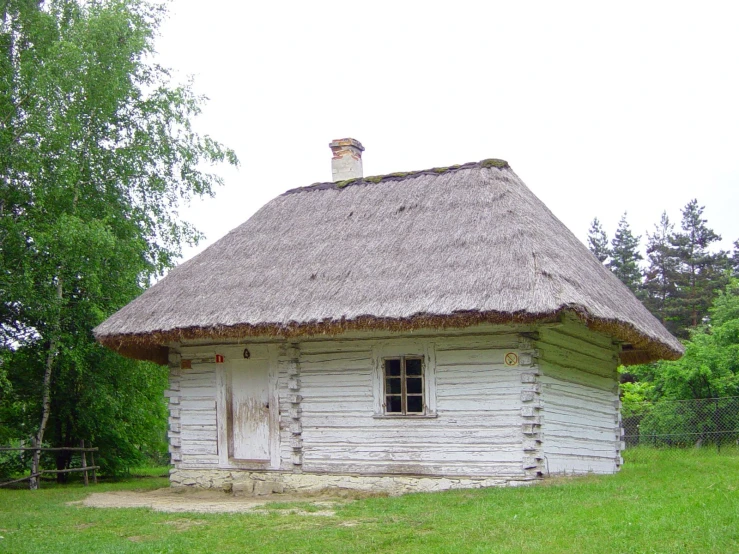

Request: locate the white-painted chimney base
(329, 138), (364, 182)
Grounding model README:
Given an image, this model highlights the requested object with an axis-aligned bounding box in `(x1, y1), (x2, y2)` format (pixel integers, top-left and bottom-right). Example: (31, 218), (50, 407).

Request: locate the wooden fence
(0, 441), (99, 489)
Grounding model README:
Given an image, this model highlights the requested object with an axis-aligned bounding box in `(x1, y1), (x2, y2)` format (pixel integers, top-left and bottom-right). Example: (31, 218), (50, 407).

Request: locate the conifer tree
(643, 212), (678, 328)
(732, 239), (739, 277)
(587, 217), (610, 263)
(668, 200), (729, 337)
(608, 213), (643, 297)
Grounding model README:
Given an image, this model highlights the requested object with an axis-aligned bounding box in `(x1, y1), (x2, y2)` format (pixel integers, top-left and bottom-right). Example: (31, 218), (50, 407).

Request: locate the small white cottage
(95, 139), (683, 494)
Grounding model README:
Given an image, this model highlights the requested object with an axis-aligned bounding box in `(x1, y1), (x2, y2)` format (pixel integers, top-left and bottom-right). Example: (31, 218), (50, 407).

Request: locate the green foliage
(642, 212), (678, 329)
(586, 217), (610, 263)
(0, 439), (29, 479)
(607, 213), (643, 296)
(619, 379), (654, 418)
(2, 343), (169, 474)
(623, 279), (739, 413)
(591, 201), (729, 339)
(634, 397), (739, 448)
(0, 0), (236, 475)
(667, 199), (729, 337)
(621, 281), (739, 449)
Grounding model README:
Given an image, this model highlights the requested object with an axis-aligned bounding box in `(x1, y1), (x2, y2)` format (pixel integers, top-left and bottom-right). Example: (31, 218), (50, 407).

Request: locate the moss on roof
(286, 159), (510, 195)
(96, 158), (684, 366)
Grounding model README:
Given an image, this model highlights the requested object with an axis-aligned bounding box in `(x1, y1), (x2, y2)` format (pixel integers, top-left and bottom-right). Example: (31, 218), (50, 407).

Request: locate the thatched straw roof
(95, 160), (683, 365)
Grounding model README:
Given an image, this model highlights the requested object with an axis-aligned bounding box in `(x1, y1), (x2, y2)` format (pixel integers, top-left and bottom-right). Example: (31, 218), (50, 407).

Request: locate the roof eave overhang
(96, 308), (683, 366)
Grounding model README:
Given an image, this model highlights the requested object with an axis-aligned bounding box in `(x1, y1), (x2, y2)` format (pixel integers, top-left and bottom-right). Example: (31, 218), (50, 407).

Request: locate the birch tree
(0, 0), (237, 486)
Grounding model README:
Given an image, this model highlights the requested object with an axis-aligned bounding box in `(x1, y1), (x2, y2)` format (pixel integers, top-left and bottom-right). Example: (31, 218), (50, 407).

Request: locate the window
(383, 357), (425, 415)
(372, 342), (436, 418)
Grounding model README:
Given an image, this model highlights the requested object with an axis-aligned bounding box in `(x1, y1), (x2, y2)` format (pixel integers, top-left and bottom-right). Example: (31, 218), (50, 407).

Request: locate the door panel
(229, 359), (270, 461)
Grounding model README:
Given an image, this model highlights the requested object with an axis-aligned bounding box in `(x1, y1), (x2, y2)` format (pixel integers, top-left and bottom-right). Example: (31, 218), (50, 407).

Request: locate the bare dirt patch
(79, 488), (346, 514)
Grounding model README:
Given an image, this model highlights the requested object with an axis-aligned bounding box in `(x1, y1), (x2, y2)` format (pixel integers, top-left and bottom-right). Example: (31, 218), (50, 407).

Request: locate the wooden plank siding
(166, 352), (182, 463)
(297, 334), (527, 477)
(167, 321), (624, 480)
(172, 348), (220, 468)
(537, 322), (623, 475)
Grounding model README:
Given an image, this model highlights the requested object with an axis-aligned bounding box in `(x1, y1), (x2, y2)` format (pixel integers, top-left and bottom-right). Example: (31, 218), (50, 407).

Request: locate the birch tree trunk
(29, 279), (62, 490)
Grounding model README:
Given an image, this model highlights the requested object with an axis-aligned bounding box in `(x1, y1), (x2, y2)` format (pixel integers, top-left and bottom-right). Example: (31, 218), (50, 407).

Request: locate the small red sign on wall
(215, 354), (224, 364)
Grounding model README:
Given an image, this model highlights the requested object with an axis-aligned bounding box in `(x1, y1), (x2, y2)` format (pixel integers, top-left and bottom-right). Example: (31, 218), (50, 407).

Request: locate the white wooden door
(229, 359), (270, 461)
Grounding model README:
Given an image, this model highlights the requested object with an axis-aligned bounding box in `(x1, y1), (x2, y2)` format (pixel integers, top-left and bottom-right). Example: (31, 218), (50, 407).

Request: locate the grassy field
(1, 451), (738, 553)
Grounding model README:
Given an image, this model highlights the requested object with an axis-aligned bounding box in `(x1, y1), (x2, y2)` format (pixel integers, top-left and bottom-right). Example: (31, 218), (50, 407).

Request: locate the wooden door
(228, 358), (271, 461)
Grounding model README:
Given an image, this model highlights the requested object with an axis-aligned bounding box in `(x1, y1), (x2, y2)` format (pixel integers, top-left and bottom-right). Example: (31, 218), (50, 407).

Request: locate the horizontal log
(179, 399), (216, 410)
(176, 386), (216, 397)
(40, 466), (100, 475)
(539, 361), (614, 390)
(180, 430), (217, 441)
(301, 413), (523, 428)
(538, 328), (618, 363)
(557, 316), (617, 347)
(301, 460), (526, 477)
(436, 349), (515, 366)
(0, 474), (39, 487)
(302, 428), (521, 445)
(434, 334), (521, 351)
(537, 344), (615, 376)
(435, 365), (520, 379)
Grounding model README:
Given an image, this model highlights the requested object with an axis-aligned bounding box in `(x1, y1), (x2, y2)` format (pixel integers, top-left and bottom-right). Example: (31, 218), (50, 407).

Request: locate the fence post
(90, 449), (98, 484)
(29, 437), (39, 490)
(715, 398), (720, 454)
(80, 440), (89, 486)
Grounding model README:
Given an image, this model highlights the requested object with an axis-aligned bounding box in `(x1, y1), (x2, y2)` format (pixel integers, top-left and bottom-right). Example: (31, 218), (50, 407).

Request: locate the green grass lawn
(1, 451), (738, 553)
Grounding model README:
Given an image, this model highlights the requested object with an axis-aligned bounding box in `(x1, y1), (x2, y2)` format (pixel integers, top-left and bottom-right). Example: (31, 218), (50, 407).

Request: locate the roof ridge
(282, 158), (510, 196)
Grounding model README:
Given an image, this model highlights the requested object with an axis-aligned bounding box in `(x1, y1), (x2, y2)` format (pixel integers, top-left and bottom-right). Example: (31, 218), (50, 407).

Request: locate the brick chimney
(329, 138), (364, 182)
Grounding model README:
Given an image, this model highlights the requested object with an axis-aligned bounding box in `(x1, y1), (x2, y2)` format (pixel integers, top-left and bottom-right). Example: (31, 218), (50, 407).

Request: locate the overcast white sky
(154, 1), (739, 263)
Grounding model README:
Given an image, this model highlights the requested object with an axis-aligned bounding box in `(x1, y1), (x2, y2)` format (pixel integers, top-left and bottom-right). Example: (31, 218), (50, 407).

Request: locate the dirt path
(79, 488), (343, 514)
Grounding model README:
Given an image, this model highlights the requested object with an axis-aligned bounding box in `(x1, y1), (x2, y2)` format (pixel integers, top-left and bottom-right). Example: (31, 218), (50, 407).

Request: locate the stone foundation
(169, 468), (534, 496)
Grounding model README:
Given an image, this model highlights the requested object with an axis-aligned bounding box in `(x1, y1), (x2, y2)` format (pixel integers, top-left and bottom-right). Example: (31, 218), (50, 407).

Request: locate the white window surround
(371, 340), (437, 418)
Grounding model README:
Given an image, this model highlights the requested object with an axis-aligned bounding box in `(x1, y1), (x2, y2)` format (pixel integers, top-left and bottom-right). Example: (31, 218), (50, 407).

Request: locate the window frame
(383, 356), (425, 415)
(372, 341), (437, 418)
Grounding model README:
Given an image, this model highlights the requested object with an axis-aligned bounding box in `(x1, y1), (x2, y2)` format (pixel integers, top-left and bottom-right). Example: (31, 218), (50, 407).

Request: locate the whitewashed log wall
(164, 322), (623, 481)
(293, 333), (531, 478)
(536, 321), (623, 475)
(166, 350), (220, 469)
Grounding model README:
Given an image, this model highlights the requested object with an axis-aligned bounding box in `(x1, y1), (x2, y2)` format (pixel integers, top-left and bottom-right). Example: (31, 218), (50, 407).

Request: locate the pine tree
(732, 239), (739, 277)
(668, 200), (729, 337)
(643, 212), (678, 328)
(587, 217), (610, 263)
(608, 213), (643, 297)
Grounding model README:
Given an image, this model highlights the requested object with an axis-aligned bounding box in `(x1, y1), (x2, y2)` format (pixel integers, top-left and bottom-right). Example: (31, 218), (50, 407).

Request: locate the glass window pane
(406, 378), (422, 394)
(406, 395), (423, 413)
(385, 359), (401, 376)
(385, 377), (401, 394)
(386, 395), (402, 413)
(405, 358), (422, 375)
